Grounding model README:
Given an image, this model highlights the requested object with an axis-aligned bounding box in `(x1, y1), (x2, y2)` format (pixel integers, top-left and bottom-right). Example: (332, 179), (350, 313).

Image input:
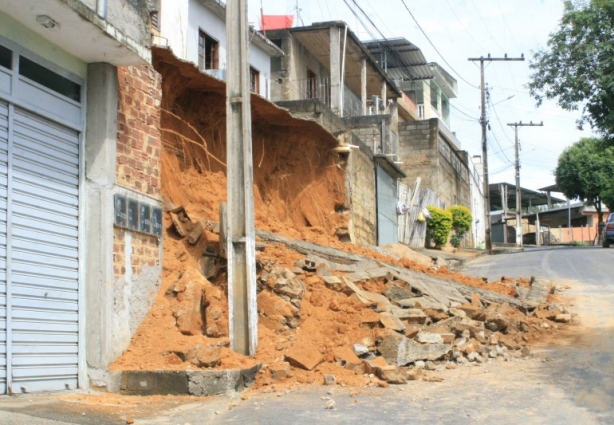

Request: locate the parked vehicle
(602, 213), (614, 247)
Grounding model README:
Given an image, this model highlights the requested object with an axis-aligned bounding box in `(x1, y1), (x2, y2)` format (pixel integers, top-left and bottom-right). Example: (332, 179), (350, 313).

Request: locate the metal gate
(0, 43), (81, 393)
(376, 165), (398, 245)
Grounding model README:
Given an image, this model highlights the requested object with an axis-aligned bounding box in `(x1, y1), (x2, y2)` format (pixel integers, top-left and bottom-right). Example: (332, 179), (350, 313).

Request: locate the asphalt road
(0, 246), (612, 424)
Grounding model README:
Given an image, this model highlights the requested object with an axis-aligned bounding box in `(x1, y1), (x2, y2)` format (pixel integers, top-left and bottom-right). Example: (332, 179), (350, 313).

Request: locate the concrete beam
(329, 26), (341, 114)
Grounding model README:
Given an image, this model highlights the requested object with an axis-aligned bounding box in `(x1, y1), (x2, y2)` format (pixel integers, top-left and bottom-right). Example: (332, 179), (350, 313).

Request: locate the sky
(247, 0), (595, 194)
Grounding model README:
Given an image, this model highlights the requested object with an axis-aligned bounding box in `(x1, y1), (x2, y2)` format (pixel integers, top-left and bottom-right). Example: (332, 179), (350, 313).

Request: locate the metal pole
(226, 0), (257, 356)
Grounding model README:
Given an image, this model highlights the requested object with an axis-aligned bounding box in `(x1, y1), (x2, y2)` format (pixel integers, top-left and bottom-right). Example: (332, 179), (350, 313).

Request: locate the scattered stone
(405, 324), (421, 339)
(554, 314), (572, 323)
(285, 346), (324, 371)
(325, 399), (336, 409)
(323, 374), (337, 386)
(405, 368), (423, 381)
(445, 362), (457, 370)
(379, 367), (407, 384)
(184, 344), (221, 368)
(352, 344), (370, 357)
(449, 308), (467, 318)
(187, 222), (203, 245)
(322, 276), (347, 293)
(424, 361), (437, 371)
(334, 347), (362, 371)
(414, 360), (426, 369)
(269, 363), (290, 380)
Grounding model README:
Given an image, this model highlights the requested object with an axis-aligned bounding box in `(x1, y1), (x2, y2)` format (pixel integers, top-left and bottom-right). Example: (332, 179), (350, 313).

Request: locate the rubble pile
(112, 204), (573, 389)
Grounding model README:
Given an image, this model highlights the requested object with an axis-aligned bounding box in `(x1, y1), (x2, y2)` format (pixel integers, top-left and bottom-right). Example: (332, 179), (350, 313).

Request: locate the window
(150, 11), (160, 30)
(198, 30), (219, 70)
(306, 69), (317, 99)
(250, 67), (260, 94)
(19, 56), (80, 101)
(0, 44), (11, 70)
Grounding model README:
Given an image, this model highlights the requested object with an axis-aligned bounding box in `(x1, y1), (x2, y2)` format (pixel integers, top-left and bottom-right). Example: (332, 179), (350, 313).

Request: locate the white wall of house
(160, 0), (273, 98)
(160, 0), (190, 60)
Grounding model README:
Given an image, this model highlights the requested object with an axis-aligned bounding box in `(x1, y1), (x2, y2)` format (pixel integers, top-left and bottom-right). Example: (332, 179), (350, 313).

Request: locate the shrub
(447, 205), (472, 248)
(425, 206), (453, 248)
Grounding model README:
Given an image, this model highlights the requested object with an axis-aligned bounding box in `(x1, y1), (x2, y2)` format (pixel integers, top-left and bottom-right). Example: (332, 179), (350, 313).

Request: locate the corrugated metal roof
(363, 38), (434, 81)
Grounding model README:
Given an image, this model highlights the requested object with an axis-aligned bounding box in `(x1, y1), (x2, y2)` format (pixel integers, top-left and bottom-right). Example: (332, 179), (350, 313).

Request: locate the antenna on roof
(294, 0), (304, 26)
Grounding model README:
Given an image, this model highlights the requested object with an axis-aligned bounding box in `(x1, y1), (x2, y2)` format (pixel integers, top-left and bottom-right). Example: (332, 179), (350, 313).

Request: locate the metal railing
(279, 77), (367, 119)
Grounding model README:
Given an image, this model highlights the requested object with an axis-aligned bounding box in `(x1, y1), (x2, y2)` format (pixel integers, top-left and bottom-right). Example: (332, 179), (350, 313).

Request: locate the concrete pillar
(361, 57), (367, 115)
(329, 26), (341, 114)
(84, 63), (118, 386)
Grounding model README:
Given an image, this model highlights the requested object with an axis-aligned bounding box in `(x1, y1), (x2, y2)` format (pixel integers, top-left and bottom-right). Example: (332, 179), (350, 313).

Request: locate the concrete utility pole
(468, 54), (524, 251)
(508, 121), (543, 248)
(226, 0), (257, 356)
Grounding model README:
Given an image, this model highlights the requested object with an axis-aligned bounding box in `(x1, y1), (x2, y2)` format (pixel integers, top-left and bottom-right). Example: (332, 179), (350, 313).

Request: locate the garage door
(0, 43), (81, 393)
(376, 164), (398, 246)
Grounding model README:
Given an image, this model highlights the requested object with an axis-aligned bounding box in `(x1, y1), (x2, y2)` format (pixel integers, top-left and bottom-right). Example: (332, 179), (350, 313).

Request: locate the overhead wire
(398, 0), (479, 90)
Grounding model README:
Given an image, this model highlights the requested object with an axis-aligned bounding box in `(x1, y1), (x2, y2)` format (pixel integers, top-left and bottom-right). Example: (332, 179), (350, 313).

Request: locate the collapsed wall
(110, 49), (570, 392)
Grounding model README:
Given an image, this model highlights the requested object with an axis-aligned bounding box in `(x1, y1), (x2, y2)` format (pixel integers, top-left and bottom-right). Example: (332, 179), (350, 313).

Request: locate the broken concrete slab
(385, 283), (414, 301)
(396, 297), (447, 312)
(379, 312), (406, 332)
(526, 277), (552, 307)
(378, 335), (450, 366)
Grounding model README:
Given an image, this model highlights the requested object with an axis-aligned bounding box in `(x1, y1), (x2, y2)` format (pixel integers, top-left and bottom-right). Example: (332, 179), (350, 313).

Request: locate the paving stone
(379, 367), (407, 384)
(269, 362), (290, 380)
(554, 313), (572, 323)
(323, 374), (337, 385)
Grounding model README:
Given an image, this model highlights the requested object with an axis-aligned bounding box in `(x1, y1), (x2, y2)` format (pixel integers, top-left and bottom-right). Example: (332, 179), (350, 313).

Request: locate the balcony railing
(281, 77), (369, 119)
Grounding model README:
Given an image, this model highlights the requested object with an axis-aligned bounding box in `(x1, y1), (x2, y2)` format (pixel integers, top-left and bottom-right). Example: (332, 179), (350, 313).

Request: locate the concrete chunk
(378, 335), (450, 366)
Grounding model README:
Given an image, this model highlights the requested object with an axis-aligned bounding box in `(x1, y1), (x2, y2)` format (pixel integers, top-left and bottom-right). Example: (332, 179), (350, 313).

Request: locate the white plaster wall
(160, 0), (190, 60)
(161, 0), (274, 98)
(248, 41), (272, 98)
(187, 0), (227, 68)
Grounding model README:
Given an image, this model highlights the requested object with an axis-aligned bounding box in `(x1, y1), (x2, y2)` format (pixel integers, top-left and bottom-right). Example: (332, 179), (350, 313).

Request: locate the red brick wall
(117, 66), (162, 197)
(113, 228), (161, 276)
(114, 65), (163, 277)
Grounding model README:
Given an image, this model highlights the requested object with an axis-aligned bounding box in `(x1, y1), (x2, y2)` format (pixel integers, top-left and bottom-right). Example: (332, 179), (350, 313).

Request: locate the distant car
(603, 213), (614, 248)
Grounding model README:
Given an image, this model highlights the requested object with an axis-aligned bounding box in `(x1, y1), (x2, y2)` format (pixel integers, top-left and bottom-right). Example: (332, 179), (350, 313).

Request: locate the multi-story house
(265, 21), (407, 246)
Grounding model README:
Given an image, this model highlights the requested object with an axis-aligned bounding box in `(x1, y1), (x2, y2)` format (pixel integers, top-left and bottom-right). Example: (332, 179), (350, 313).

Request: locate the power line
(398, 0), (479, 90)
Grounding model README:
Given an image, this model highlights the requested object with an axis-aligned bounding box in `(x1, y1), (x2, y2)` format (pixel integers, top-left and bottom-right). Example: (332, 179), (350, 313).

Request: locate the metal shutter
(0, 100), (8, 394)
(376, 165), (399, 246)
(7, 107), (79, 393)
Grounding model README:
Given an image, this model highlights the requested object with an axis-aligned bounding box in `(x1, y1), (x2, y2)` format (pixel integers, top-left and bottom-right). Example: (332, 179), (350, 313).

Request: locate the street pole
(226, 0), (257, 356)
(468, 54), (524, 251)
(507, 121), (543, 247)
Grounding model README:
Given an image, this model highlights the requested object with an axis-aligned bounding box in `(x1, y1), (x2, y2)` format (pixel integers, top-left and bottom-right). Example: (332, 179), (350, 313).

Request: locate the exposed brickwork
(113, 228), (161, 277)
(114, 65), (163, 281)
(117, 66), (162, 197)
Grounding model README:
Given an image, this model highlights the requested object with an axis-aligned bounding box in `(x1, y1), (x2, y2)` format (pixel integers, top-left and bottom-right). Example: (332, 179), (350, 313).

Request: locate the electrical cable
(398, 0), (479, 90)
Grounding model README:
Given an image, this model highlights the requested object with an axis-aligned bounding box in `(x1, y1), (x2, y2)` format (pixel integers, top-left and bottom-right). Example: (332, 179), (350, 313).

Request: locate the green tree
(425, 206), (452, 249)
(555, 137), (614, 233)
(448, 205), (472, 248)
(528, 0), (614, 137)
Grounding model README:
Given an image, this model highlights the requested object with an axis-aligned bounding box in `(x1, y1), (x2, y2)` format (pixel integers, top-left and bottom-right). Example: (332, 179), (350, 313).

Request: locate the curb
(110, 364), (262, 396)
